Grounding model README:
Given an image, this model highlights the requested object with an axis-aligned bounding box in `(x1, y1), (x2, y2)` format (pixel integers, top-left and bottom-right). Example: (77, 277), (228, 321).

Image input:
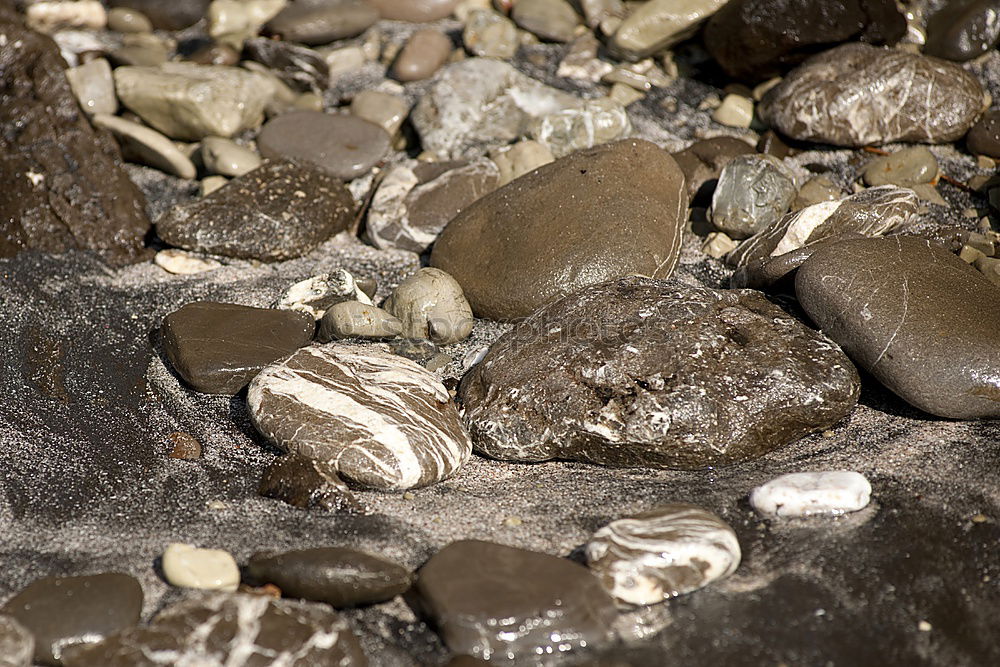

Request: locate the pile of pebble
(3, 0), (1000, 663)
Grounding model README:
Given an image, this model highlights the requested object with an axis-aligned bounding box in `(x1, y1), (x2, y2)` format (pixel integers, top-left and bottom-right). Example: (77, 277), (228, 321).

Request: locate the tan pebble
(162, 543), (240, 591)
(107, 7), (152, 33)
(978, 155), (996, 170)
(609, 82), (645, 107)
(701, 232), (737, 259)
(168, 432), (202, 459)
(753, 77), (782, 101)
(959, 245), (987, 263)
(394, 29), (452, 82)
(200, 175), (229, 197)
(503, 516), (523, 527)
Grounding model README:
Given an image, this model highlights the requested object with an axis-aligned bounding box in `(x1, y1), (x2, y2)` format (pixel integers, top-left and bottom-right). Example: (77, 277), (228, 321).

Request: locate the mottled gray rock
(366, 159), (499, 253)
(383, 268), (474, 344)
(276, 270), (373, 320)
(199, 137), (261, 177)
(431, 139), (687, 320)
(586, 504), (741, 605)
(393, 28), (452, 82)
(92, 114), (197, 179)
(511, 0), (580, 42)
(248, 345), (471, 490)
(60, 593), (367, 666)
(0, 616), (33, 667)
(925, 0), (1000, 62)
(460, 276), (860, 469)
(64, 58), (115, 115)
(671, 136), (756, 200)
(759, 44), (985, 146)
(265, 0), (377, 45)
(611, 0), (727, 60)
(795, 237), (1000, 419)
(258, 454), (364, 513)
(415, 540), (617, 661)
(369, 0), (457, 21)
(257, 111), (390, 180)
(862, 146), (938, 187)
(157, 161), (354, 261)
(728, 186), (917, 288)
(710, 154), (797, 240)
(529, 98), (632, 158)
(412, 58), (580, 159)
(317, 301), (402, 342)
(462, 9), (518, 59)
(1, 573), (142, 665)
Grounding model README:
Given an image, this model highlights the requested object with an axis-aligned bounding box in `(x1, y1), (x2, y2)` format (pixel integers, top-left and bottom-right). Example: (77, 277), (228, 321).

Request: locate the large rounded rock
(460, 277), (860, 469)
(430, 139), (687, 320)
(759, 44), (985, 147)
(795, 237), (1000, 419)
(248, 345), (471, 490)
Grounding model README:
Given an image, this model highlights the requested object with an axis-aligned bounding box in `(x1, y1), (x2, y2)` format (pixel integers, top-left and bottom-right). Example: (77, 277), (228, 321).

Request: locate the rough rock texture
(704, 0), (906, 81)
(258, 454), (363, 513)
(924, 0), (1000, 62)
(759, 44), (985, 146)
(460, 277), (860, 469)
(795, 237), (1000, 419)
(248, 345), (472, 490)
(529, 97), (632, 158)
(0, 615), (33, 667)
(245, 547), (413, 607)
(710, 154), (797, 240)
(160, 301), (316, 395)
(415, 540), (617, 661)
(431, 140), (687, 320)
(60, 592), (368, 666)
(0, 5), (150, 265)
(156, 161), (355, 261)
(1, 573), (142, 665)
(585, 503), (741, 606)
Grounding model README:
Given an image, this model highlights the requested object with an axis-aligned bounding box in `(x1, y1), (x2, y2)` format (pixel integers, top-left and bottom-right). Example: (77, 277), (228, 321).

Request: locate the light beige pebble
(383, 268), (474, 344)
(162, 543), (240, 591)
(26, 0), (106, 33)
(701, 231), (737, 258)
(863, 146), (938, 187)
(209, 0), (287, 49)
(393, 29), (453, 82)
(200, 175), (230, 197)
(200, 136), (261, 177)
(318, 301), (403, 342)
(351, 90), (409, 136)
(107, 7), (153, 33)
(325, 46), (367, 82)
(154, 249), (224, 274)
(456, 0), (491, 20)
(92, 114), (197, 179)
(490, 140), (554, 185)
(712, 94), (754, 128)
(65, 58), (117, 116)
(959, 245), (987, 264)
(609, 82), (645, 106)
(463, 9), (519, 59)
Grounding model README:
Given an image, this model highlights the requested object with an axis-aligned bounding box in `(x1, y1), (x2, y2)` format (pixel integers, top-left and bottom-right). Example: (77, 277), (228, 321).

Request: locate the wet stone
(431, 139), (687, 320)
(393, 28), (452, 82)
(317, 301), (402, 342)
(759, 43), (984, 146)
(460, 276), (860, 469)
(265, 0), (377, 45)
(156, 160), (355, 261)
(383, 268), (474, 344)
(586, 504), (741, 606)
(60, 593), (367, 666)
(162, 543), (241, 592)
(924, 0), (1000, 62)
(966, 109), (1000, 158)
(245, 548), (412, 607)
(415, 540), (618, 661)
(511, 0), (580, 43)
(257, 111), (390, 181)
(795, 237), (1000, 419)
(369, 0), (458, 22)
(710, 154), (797, 240)
(530, 98), (632, 158)
(462, 9), (518, 59)
(611, 0), (727, 60)
(1, 573), (142, 666)
(276, 269), (373, 321)
(160, 301), (315, 395)
(258, 454), (364, 513)
(792, 176), (842, 211)
(248, 345), (472, 490)
(671, 136), (755, 201)
(167, 431), (203, 459)
(750, 471), (872, 517)
(108, 0), (210, 30)
(862, 146), (937, 187)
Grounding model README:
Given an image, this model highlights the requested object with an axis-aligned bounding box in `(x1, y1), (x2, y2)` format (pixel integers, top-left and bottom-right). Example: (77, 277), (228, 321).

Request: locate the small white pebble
(750, 471), (872, 518)
(918, 620), (932, 632)
(162, 543), (240, 591)
(154, 249), (222, 275)
(503, 516), (523, 527)
(712, 94), (754, 128)
(206, 500), (228, 510)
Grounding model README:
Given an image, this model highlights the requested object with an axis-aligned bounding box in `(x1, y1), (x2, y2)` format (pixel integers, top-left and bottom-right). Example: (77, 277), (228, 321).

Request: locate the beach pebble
(367, 159), (500, 253)
(208, 0), (286, 50)
(160, 301), (315, 395)
(760, 44), (984, 146)
(792, 176), (842, 210)
(243, 37), (329, 93)
(530, 97), (631, 158)
(276, 270), (373, 320)
(265, 0), (377, 45)
(154, 249), (223, 274)
(710, 154), (797, 240)
(167, 431), (203, 459)
(257, 111), (390, 181)
(108, 0), (209, 30)
(393, 28), (452, 81)
(114, 64), (271, 141)
(61, 593), (366, 666)
(245, 547), (412, 607)
(92, 114), (197, 179)
(511, 0), (580, 43)
(248, 345), (472, 490)
(188, 42), (241, 66)
(611, 0), (727, 60)
(965, 109), (1000, 158)
(370, 0), (457, 21)
(0, 616), (33, 667)
(1, 573), (142, 666)
(702, 231), (737, 258)
(863, 147), (937, 187)
(199, 175), (229, 196)
(65, 58), (116, 116)
(383, 268), (474, 344)
(110, 33), (170, 67)
(107, 7), (152, 32)
(671, 136), (755, 200)
(162, 543), (240, 591)
(489, 139), (554, 185)
(199, 137), (261, 177)
(350, 90), (409, 136)
(586, 504), (741, 605)
(25, 1), (106, 33)
(750, 471), (872, 517)
(796, 237), (1000, 418)
(317, 301), (402, 342)
(258, 454), (363, 513)
(415, 540), (617, 661)
(712, 93), (754, 128)
(157, 160), (354, 261)
(462, 9), (519, 59)
(460, 276), (860, 469)
(924, 0), (1000, 61)
(431, 139), (687, 320)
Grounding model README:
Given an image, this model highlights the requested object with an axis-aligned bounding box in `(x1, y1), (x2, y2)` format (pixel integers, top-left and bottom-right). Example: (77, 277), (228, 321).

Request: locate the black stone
(925, 0), (1000, 61)
(966, 108), (1000, 158)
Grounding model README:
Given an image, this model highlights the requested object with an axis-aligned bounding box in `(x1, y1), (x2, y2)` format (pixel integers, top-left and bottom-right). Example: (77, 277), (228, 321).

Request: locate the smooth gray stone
(369, 0), (457, 21)
(710, 154), (797, 240)
(265, 0), (377, 45)
(257, 111), (390, 180)
(392, 28), (452, 82)
(862, 146), (938, 187)
(317, 301), (402, 342)
(65, 58), (116, 116)
(383, 268), (474, 344)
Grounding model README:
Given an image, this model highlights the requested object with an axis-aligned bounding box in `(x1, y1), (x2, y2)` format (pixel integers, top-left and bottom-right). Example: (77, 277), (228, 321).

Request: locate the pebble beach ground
(2, 0), (1000, 665)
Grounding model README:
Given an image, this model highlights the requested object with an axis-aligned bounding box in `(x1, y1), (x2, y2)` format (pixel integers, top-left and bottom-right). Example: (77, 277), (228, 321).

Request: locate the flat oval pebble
(383, 268), (474, 344)
(248, 345), (471, 490)
(257, 111), (390, 181)
(759, 43), (984, 146)
(107, 6), (152, 32)
(511, 0), (580, 43)
(862, 146), (937, 187)
(415, 540), (617, 661)
(430, 139), (687, 320)
(265, 0), (377, 45)
(0, 615), (33, 667)
(393, 28), (451, 81)
(925, 0), (1000, 62)
(92, 113), (197, 179)
(710, 154), (797, 240)
(162, 543), (241, 591)
(1, 573), (142, 665)
(750, 471), (872, 517)
(245, 547), (413, 607)
(460, 276), (860, 469)
(586, 503), (741, 606)
(317, 301), (402, 342)
(611, 0), (727, 60)
(108, 0), (209, 30)
(795, 236), (1000, 418)
(65, 58), (116, 115)
(369, 0), (457, 22)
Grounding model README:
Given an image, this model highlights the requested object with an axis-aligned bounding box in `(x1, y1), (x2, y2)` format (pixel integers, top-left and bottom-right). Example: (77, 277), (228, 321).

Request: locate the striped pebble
(585, 504), (741, 606)
(750, 470), (872, 518)
(248, 345), (471, 491)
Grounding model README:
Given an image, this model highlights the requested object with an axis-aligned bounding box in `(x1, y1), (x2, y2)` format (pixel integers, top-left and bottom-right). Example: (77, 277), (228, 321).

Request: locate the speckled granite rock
(795, 237), (1000, 419)
(248, 345), (471, 490)
(460, 277), (860, 469)
(759, 44), (984, 146)
(60, 592), (367, 666)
